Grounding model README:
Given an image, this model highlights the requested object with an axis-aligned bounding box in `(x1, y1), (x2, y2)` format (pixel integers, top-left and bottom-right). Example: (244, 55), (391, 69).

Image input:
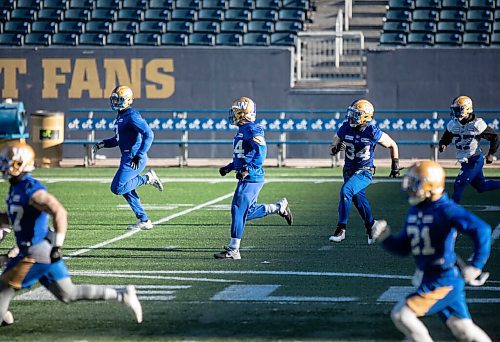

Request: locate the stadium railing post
(85, 110), (94, 167)
(278, 111), (287, 167)
(432, 111), (438, 161)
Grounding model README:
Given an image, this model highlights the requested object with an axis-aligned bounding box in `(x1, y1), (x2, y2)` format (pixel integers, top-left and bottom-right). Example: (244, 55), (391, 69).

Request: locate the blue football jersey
(337, 122), (383, 169)
(231, 122), (266, 182)
(6, 174), (49, 247)
(103, 107), (154, 158)
(381, 195), (491, 273)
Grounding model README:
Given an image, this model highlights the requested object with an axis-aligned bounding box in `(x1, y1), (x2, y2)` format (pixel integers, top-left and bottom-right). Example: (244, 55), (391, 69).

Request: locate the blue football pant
(230, 181), (268, 239)
(452, 154), (500, 203)
(338, 170), (374, 226)
(110, 154), (149, 221)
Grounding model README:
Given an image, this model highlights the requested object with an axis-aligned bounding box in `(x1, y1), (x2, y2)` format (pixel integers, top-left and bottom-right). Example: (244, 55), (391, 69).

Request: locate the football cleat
(277, 198), (293, 226)
(121, 285), (143, 324)
(145, 168), (164, 192)
(127, 219), (153, 230)
(366, 220), (378, 245)
(1, 311), (14, 326)
(329, 226), (346, 243)
(214, 246), (241, 260)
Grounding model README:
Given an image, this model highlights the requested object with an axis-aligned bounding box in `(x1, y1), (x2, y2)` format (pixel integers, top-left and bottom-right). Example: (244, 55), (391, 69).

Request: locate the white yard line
(64, 192), (233, 259)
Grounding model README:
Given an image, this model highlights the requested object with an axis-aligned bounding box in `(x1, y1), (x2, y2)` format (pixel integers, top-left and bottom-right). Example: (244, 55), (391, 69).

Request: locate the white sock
(104, 288), (119, 301)
(266, 203), (278, 214)
(229, 238), (241, 250)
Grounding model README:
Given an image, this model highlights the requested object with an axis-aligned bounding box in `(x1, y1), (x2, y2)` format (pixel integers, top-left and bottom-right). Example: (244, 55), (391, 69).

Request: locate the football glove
(329, 142), (346, 156)
(371, 220), (391, 242)
(92, 141), (104, 154)
(461, 265), (482, 285)
(236, 168), (249, 180)
(0, 228), (11, 243)
(130, 155), (141, 170)
(50, 246), (63, 263)
(219, 167), (229, 177)
(486, 154), (496, 164)
(389, 158), (401, 178)
(438, 144), (446, 153)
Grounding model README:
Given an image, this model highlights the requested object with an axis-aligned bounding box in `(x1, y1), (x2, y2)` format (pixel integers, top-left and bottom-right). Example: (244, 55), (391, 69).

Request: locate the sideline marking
(64, 192), (233, 259)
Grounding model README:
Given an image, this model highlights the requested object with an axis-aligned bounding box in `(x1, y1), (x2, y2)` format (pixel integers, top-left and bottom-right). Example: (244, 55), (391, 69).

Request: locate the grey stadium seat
(275, 20), (303, 32)
(85, 21), (111, 33)
(415, 0), (441, 9)
(437, 21), (464, 33)
(112, 21), (139, 33)
(216, 32), (242, 45)
(270, 32), (296, 45)
(407, 32), (434, 45)
(283, 0), (310, 10)
(243, 32), (270, 45)
(79, 32), (106, 45)
(202, 0), (227, 9)
(385, 10), (412, 22)
(387, 0), (414, 10)
(3, 21), (30, 34)
(193, 21), (220, 33)
(134, 33), (161, 46)
(149, 0), (174, 9)
(58, 21), (84, 33)
(51, 32), (78, 45)
(220, 20), (247, 33)
(256, 0), (280, 10)
(161, 32), (188, 45)
(379, 32), (407, 45)
(176, 0), (200, 10)
(463, 32), (490, 45)
(382, 21), (409, 33)
(410, 21), (436, 32)
(37, 8), (64, 21)
(225, 9), (251, 21)
(441, 0), (468, 9)
(107, 33), (133, 46)
(440, 9), (467, 21)
(31, 21), (58, 34)
(412, 9), (439, 21)
(188, 32), (216, 45)
(197, 9), (224, 21)
(435, 32), (462, 45)
(24, 32), (50, 45)
(465, 21), (492, 32)
(0, 33), (23, 46)
(139, 21), (166, 34)
(171, 9), (197, 21)
(166, 20), (193, 33)
(228, 0), (253, 10)
(252, 9), (278, 21)
(95, 0), (120, 9)
(248, 20), (274, 33)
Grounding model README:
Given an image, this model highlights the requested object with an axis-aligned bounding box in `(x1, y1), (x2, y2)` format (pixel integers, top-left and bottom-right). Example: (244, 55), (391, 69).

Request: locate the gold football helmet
(347, 99), (374, 128)
(402, 160), (445, 206)
(229, 96), (256, 126)
(0, 141), (36, 179)
(110, 85), (134, 111)
(451, 95), (473, 120)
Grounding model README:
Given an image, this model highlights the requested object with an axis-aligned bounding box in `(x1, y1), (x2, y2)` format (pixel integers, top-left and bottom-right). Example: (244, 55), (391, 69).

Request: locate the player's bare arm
(29, 190), (67, 244)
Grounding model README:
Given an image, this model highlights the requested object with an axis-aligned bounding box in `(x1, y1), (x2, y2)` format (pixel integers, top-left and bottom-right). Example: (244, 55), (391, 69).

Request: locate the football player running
(329, 99), (400, 244)
(0, 142), (143, 326)
(93, 85), (164, 230)
(438, 95), (499, 203)
(214, 97), (293, 260)
(371, 160), (492, 342)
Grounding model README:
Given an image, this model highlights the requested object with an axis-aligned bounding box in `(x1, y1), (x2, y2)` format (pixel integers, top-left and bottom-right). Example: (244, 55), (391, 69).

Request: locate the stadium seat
(256, 0), (280, 10)
(112, 21), (139, 33)
(43, 0), (67, 9)
(248, 20), (274, 33)
(134, 33), (161, 45)
(144, 9), (170, 21)
(493, 21), (500, 32)
(413, 9), (439, 21)
(24, 32), (50, 45)
(243, 32), (270, 45)
(85, 21), (111, 33)
(410, 21), (437, 32)
(440, 9), (467, 21)
(220, 20), (247, 33)
(176, 0), (200, 9)
(139, 21), (166, 33)
(92, 9), (117, 21)
(58, 21), (84, 33)
(188, 32), (215, 45)
(228, 0), (253, 9)
(435, 32), (462, 45)
(51, 32), (78, 45)
(79, 32), (106, 45)
(198, 9), (224, 21)
(161, 32), (188, 45)
(387, 0), (413, 10)
(216, 32), (242, 45)
(379, 32), (407, 45)
(415, 0), (441, 9)
(68, 0), (93, 9)
(107, 32), (133, 45)
(122, 0), (147, 10)
(149, 0), (174, 9)
(118, 9), (143, 21)
(171, 9), (197, 21)
(17, 0), (42, 9)
(0, 33), (22, 46)
(407, 32), (434, 45)
(465, 21), (492, 32)
(31, 21), (58, 34)
(202, 0), (227, 9)
(225, 9), (251, 21)
(0, 0), (14, 11)
(0, 9), (9, 22)
(441, 0), (468, 8)
(469, 0), (495, 9)
(193, 21), (220, 33)
(491, 32), (500, 44)
(437, 21), (464, 32)
(37, 8), (64, 21)
(95, 0), (120, 9)
(467, 9), (493, 21)
(11, 9), (36, 21)
(463, 32), (490, 45)
(385, 10), (412, 22)
(270, 32), (296, 45)
(383, 21), (409, 33)
(166, 20), (193, 33)
(64, 8), (90, 21)
(282, 0), (309, 10)
(3, 21), (30, 34)
(275, 20), (303, 32)
(253, 9), (278, 21)
(495, 9), (500, 20)
(279, 9), (306, 21)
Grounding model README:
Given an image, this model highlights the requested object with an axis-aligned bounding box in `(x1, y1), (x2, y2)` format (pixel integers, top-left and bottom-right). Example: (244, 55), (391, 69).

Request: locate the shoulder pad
(474, 118), (488, 134)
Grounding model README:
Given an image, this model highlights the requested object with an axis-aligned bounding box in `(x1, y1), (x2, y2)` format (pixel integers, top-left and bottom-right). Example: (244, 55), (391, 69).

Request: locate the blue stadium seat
(31, 21), (58, 34)
(166, 20), (193, 33)
(171, 9), (197, 21)
(52, 32), (78, 45)
(278, 9), (306, 21)
(79, 32), (106, 45)
(495, 9), (500, 20)
(494, 21), (500, 32)
(149, 0), (174, 9)
(10, 9), (37, 21)
(463, 32), (490, 45)
(379, 32), (406, 45)
(275, 20), (303, 32)
(17, 0), (42, 9)
(252, 9), (278, 21)
(228, 0), (253, 9)
(220, 20), (247, 33)
(255, 0), (280, 10)
(139, 21), (166, 33)
(465, 21), (492, 32)
(118, 9), (143, 21)
(412, 9), (439, 21)
(91, 9), (116, 21)
(435, 32), (462, 45)
(248, 20), (274, 33)
(64, 8), (90, 21)
(112, 20), (139, 33)
(387, 0), (413, 10)
(161, 32), (188, 45)
(198, 9), (224, 21)
(202, 0), (227, 9)
(243, 32), (270, 45)
(469, 0), (495, 9)
(0, 0), (14, 11)
(282, 0), (309, 10)
(441, 0), (468, 9)
(68, 0), (93, 9)
(134, 33), (161, 46)
(385, 9), (411, 22)
(58, 21), (84, 33)
(270, 32), (296, 45)
(0, 33), (23, 46)
(37, 8), (64, 21)
(415, 0), (441, 9)
(410, 20), (436, 32)
(491, 32), (500, 45)
(3, 21), (30, 34)
(225, 9), (251, 21)
(144, 9), (170, 21)
(176, 0), (200, 9)
(407, 32), (434, 45)
(95, 0), (119, 9)
(383, 21), (409, 33)
(107, 32), (133, 45)
(215, 32), (242, 45)
(467, 9), (493, 21)
(43, 0), (67, 9)
(0, 9), (9, 23)
(122, 0), (147, 10)
(440, 9), (466, 21)
(188, 32), (215, 45)
(437, 21), (464, 32)
(24, 32), (50, 45)
(193, 21), (220, 33)
(85, 21), (111, 33)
